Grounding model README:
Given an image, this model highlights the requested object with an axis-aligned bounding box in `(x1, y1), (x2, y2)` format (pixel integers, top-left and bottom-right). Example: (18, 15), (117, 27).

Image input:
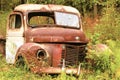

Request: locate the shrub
(85, 39), (120, 79)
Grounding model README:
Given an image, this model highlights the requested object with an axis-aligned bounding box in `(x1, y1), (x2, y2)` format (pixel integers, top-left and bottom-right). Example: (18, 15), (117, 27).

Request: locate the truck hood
(26, 28), (88, 43)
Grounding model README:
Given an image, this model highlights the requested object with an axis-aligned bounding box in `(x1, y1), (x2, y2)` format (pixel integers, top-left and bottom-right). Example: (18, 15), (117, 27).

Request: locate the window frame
(8, 12), (23, 30)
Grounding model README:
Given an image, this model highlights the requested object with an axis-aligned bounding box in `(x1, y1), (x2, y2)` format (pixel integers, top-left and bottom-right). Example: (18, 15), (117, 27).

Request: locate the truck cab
(6, 4), (88, 75)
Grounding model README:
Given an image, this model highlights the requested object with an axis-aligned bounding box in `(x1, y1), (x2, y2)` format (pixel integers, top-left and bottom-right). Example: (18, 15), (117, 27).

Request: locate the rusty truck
(1, 4), (88, 75)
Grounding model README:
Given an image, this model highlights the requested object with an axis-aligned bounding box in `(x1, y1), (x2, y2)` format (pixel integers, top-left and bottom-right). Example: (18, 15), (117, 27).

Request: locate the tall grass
(0, 41), (120, 80)
(0, 56), (78, 80)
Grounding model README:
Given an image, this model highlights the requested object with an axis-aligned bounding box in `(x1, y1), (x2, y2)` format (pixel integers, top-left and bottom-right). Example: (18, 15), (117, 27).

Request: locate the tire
(15, 55), (30, 71)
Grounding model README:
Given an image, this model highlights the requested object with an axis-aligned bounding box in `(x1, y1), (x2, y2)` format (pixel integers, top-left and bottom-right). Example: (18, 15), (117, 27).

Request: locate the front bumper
(30, 64), (81, 76)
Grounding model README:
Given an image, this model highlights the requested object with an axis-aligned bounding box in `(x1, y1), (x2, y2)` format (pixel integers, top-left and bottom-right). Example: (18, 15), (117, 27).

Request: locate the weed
(91, 32), (101, 45)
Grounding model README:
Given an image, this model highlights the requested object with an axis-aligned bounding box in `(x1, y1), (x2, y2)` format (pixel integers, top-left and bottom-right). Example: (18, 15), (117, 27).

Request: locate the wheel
(15, 55), (30, 71)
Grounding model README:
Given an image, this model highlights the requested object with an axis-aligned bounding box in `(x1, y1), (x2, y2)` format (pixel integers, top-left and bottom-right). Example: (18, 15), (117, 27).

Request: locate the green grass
(0, 56), (78, 80)
(0, 57), (40, 80)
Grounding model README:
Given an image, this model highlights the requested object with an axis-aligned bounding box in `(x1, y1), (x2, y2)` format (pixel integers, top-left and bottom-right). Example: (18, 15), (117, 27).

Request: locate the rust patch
(31, 67), (78, 74)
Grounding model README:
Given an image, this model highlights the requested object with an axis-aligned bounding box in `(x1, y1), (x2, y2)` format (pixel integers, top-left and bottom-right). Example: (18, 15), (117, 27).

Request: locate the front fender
(16, 43), (44, 55)
(15, 43), (50, 68)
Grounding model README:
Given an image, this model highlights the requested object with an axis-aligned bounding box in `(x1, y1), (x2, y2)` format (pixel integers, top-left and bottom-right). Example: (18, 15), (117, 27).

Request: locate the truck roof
(14, 4), (80, 15)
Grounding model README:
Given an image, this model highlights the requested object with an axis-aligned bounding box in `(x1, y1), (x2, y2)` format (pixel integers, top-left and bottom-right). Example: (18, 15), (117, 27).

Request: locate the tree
(1, 0), (120, 19)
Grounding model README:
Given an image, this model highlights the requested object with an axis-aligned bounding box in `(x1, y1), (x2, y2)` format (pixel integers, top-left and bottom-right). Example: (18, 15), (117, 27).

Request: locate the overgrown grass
(0, 56), (39, 80)
(0, 40), (120, 80)
(0, 54), (78, 80)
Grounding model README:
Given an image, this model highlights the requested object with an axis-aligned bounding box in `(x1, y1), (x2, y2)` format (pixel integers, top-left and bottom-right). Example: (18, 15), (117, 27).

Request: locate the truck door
(6, 12), (24, 64)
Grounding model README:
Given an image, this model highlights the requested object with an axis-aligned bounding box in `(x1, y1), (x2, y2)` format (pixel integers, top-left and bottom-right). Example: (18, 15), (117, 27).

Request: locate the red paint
(52, 45), (62, 67)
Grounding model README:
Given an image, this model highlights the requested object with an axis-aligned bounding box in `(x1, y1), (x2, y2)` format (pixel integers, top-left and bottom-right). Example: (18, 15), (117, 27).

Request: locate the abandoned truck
(5, 4), (88, 75)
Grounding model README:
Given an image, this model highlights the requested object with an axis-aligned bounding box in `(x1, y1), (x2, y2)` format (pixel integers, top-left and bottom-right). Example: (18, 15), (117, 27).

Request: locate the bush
(85, 40), (120, 79)
(86, 47), (113, 71)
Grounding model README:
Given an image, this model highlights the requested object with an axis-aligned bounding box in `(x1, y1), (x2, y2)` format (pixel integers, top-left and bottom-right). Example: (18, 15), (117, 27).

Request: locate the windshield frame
(27, 11), (81, 29)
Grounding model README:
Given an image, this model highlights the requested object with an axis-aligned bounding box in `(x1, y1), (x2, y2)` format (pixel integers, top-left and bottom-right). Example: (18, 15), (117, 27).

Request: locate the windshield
(28, 12), (80, 28)
(55, 12), (79, 28)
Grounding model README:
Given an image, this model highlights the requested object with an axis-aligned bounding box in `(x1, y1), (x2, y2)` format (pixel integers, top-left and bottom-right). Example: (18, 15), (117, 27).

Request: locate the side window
(9, 14), (21, 29)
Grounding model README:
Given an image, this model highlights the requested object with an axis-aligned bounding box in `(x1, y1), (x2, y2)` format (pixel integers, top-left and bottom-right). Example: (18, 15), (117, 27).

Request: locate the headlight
(36, 49), (48, 61)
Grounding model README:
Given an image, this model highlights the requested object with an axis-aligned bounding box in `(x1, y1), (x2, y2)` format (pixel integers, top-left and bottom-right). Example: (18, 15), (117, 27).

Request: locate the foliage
(1, 0), (120, 18)
(90, 33), (101, 45)
(88, 50), (113, 72)
(85, 40), (120, 79)
(94, 0), (120, 42)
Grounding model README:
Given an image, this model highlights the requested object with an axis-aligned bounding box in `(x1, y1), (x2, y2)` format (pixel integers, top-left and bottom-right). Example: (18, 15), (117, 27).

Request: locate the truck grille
(61, 44), (86, 67)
